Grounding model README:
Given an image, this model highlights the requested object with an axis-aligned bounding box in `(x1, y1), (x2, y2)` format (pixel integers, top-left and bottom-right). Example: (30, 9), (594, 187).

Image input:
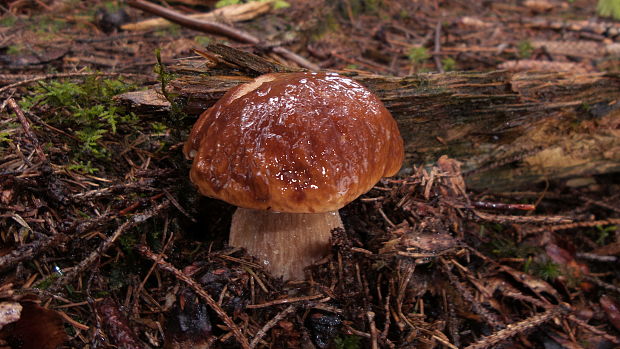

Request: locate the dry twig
(126, 0), (319, 71)
(464, 307), (565, 349)
(249, 304), (297, 349)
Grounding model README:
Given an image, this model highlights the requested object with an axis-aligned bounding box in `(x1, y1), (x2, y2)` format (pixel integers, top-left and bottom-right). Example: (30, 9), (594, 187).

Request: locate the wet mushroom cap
(184, 72), (404, 213)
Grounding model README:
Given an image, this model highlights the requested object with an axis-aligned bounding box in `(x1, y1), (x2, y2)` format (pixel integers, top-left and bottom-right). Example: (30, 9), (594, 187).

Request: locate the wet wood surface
(118, 44), (620, 191)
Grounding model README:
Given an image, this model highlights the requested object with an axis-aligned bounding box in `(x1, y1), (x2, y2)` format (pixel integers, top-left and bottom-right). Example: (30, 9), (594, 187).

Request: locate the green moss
(67, 161), (100, 174)
(194, 35), (212, 47)
(20, 75), (139, 162)
(6, 44), (23, 55)
(344, 0), (382, 16)
(154, 24), (181, 37)
(334, 335), (361, 349)
(29, 15), (67, 34)
(0, 15), (17, 27)
(34, 274), (59, 289)
(215, 0), (289, 9)
(524, 258), (561, 281)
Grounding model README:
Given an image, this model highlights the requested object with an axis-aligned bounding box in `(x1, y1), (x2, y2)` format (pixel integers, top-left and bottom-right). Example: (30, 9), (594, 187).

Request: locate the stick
(464, 307), (564, 349)
(126, 0), (319, 71)
(245, 294), (324, 309)
(137, 245), (251, 349)
(7, 98), (47, 163)
(249, 304), (296, 349)
(122, 1), (272, 31)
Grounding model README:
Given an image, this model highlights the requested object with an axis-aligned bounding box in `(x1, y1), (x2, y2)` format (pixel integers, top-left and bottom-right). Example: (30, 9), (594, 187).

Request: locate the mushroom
(184, 72), (403, 280)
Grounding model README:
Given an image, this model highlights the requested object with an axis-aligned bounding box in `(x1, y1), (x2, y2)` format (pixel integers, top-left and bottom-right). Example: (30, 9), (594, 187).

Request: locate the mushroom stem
(230, 208), (343, 280)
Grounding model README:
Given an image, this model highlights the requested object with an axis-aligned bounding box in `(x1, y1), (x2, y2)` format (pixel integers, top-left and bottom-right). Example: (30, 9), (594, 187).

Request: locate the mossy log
(118, 44), (620, 191)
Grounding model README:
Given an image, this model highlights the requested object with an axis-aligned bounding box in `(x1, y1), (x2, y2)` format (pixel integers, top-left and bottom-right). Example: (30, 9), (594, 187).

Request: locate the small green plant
(6, 44), (23, 55)
(215, 0), (290, 9)
(407, 46), (431, 72)
(29, 15), (66, 34)
(67, 161), (100, 174)
(517, 40), (534, 59)
(215, 0), (240, 6)
(0, 16), (17, 27)
(154, 24), (181, 37)
(598, 0), (620, 20)
(333, 335), (361, 349)
(407, 46), (431, 64)
(441, 57), (457, 71)
(76, 128), (108, 158)
(151, 122), (168, 134)
(490, 235), (538, 258)
(194, 35), (212, 47)
(593, 224), (617, 245)
(524, 258), (561, 281)
(34, 273), (60, 289)
(20, 75), (138, 162)
(0, 131), (12, 144)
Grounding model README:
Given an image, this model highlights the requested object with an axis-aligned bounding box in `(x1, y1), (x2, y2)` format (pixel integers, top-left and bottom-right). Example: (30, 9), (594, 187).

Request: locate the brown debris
(96, 298), (150, 349)
(0, 297), (67, 349)
(498, 59), (592, 73)
(1, 1), (619, 348)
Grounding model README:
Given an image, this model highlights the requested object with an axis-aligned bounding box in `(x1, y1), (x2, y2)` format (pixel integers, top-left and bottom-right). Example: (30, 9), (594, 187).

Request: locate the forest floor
(1, 0), (620, 348)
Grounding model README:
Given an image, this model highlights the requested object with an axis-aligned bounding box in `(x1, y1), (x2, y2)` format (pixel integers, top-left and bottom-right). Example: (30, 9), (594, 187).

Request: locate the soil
(0, 1), (619, 348)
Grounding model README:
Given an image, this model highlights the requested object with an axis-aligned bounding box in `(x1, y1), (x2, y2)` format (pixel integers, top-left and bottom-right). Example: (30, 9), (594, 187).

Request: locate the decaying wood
(121, 1), (273, 31)
(117, 44), (620, 191)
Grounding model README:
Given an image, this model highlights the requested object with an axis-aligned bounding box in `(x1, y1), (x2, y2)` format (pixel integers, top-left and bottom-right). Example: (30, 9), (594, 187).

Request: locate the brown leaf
(600, 295), (620, 331)
(500, 265), (560, 302)
(0, 301), (67, 349)
(545, 243), (590, 279)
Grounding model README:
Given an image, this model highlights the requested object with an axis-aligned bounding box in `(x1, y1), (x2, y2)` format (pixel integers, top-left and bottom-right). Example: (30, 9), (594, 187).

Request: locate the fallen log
(117, 44), (620, 191)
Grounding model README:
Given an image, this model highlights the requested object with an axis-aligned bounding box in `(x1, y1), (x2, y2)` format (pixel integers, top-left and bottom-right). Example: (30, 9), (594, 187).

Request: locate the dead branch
(249, 304), (297, 349)
(245, 294), (325, 309)
(117, 44), (620, 191)
(122, 1), (272, 31)
(464, 307), (565, 349)
(7, 98), (47, 163)
(473, 210), (574, 224)
(126, 0), (319, 71)
(0, 234), (66, 272)
(523, 218), (620, 236)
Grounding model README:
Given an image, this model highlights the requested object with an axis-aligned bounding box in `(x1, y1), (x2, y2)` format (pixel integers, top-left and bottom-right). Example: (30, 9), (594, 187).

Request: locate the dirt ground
(1, 0), (620, 348)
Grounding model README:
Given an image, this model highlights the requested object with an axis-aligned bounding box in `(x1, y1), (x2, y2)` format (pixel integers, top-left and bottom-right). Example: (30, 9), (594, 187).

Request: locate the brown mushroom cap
(184, 72), (403, 213)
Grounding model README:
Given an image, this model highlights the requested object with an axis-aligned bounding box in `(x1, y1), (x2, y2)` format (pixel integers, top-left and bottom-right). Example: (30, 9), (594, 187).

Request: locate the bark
(117, 44), (620, 191)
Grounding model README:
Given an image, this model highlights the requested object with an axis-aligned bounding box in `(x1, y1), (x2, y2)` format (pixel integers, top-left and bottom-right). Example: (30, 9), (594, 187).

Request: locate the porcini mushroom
(184, 72), (403, 280)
